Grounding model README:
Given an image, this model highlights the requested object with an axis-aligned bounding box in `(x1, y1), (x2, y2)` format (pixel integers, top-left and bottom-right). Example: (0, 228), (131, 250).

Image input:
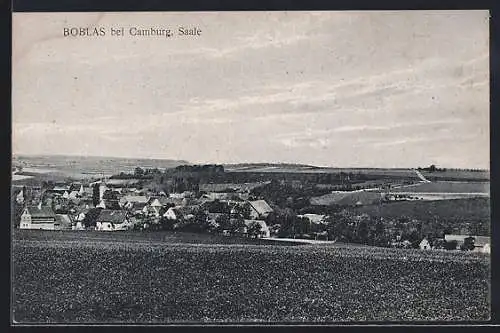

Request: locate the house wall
(21, 222), (55, 230)
(164, 209), (177, 220)
(96, 222), (113, 231)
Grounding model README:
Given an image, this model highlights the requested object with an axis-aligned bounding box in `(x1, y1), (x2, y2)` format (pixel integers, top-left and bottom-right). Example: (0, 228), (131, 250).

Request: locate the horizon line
(11, 152), (491, 171)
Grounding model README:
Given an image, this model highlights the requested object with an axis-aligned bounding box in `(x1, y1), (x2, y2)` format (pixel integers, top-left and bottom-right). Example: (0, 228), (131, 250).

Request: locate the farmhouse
(444, 234), (491, 252)
(248, 200), (273, 219)
(95, 210), (130, 231)
(19, 206), (57, 230)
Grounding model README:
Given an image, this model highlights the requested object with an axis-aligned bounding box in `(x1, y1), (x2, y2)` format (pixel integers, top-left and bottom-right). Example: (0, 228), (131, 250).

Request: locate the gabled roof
(25, 206), (56, 218)
(96, 210), (128, 224)
(248, 200), (273, 215)
(55, 214), (73, 227)
(164, 206), (195, 218)
(131, 202), (148, 210)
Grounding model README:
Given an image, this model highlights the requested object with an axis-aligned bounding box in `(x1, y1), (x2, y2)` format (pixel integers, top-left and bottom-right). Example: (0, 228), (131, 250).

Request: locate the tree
(232, 203), (251, 219)
(92, 184), (100, 206)
(247, 221), (263, 238)
(134, 167), (144, 177)
(357, 220), (369, 244)
(461, 237), (475, 251)
(102, 189), (118, 200)
(82, 208), (102, 228)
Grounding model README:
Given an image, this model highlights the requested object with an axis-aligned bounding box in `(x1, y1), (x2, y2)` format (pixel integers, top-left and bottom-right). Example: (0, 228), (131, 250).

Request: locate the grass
(351, 197), (490, 224)
(12, 230), (490, 323)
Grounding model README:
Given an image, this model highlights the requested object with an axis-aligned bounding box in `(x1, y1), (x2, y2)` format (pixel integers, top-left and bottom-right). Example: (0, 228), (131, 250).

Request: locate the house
(248, 200), (273, 219)
(129, 202), (148, 215)
(15, 189), (24, 204)
(163, 206), (195, 221)
(95, 210), (130, 231)
(419, 238), (431, 250)
(444, 234), (491, 252)
(51, 185), (70, 194)
(142, 204), (161, 217)
(244, 220), (271, 238)
(19, 205), (57, 230)
(472, 236), (490, 254)
(72, 221), (85, 230)
(73, 208), (89, 222)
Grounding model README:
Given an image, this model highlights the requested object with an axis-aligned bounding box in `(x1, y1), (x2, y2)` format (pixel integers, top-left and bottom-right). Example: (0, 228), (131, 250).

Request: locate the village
(11, 164), (490, 254)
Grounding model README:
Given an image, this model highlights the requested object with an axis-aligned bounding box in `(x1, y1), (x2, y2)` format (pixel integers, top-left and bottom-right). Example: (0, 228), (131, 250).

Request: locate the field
(226, 164), (489, 182)
(11, 155), (189, 184)
(351, 198), (490, 224)
(391, 181), (489, 194)
(12, 230), (490, 323)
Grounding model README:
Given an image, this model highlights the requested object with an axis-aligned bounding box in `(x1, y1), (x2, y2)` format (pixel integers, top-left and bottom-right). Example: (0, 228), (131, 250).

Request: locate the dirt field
(12, 230), (490, 323)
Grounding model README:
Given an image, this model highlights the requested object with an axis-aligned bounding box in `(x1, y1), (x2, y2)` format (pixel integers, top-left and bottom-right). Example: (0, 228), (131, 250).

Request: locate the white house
(19, 205), (57, 230)
(163, 206), (194, 221)
(419, 238), (431, 250)
(16, 189), (24, 204)
(95, 210), (131, 231)
(445, 234), (491, 252)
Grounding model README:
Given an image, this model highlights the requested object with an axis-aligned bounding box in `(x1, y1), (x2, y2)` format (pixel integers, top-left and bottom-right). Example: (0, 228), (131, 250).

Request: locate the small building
(419, 238), (431, 250)
(444, 234), (490, 252)
(163, 206), (194, 221)
(95, 210), (130, 231)
(19, 206), (57, 230)
(248, 200), (273, 219)
(15, 189), (24, 204)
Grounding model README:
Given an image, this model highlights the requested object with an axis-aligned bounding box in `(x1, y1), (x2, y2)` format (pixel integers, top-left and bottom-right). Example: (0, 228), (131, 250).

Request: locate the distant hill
(12, 154), (190, 179)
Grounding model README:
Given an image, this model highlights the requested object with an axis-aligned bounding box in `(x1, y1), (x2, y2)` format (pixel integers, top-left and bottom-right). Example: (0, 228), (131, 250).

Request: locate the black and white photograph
(11, 10), (490, 323)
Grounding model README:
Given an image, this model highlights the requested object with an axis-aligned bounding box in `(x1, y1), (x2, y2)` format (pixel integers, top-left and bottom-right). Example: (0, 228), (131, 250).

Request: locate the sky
(12, 11), (490, 168)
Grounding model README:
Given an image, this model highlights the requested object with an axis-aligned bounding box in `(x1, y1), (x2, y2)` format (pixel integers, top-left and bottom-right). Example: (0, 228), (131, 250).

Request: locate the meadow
(391, 181), (489, 194)
(12, 230), (490, 323)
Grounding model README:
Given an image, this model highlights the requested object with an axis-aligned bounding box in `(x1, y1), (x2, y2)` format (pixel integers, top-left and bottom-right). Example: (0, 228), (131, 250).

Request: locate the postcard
(11, 10), (490, 324)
